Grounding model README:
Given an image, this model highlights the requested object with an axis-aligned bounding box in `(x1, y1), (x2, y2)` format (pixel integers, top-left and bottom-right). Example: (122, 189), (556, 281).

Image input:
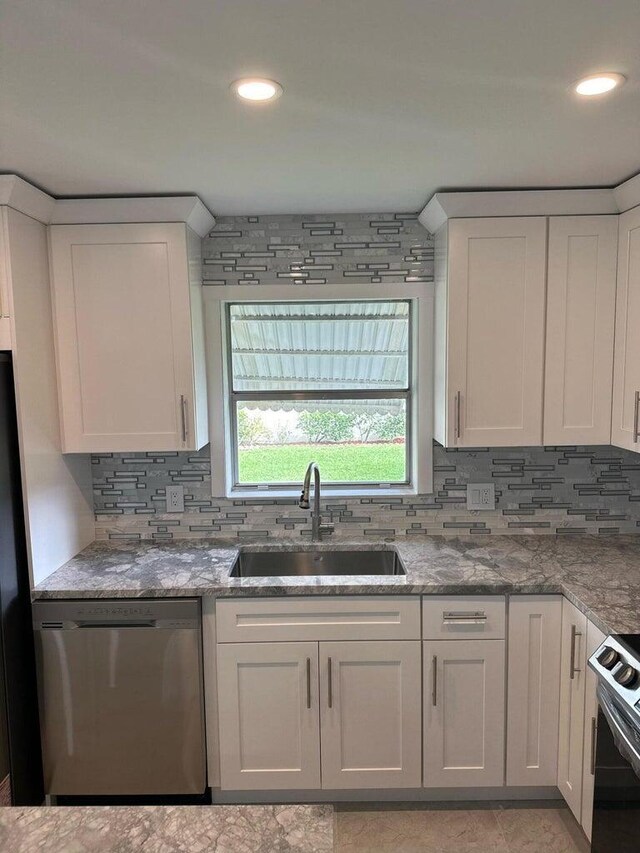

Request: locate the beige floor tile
(335, 807), (510, 853)
(493, 807), (590, 853)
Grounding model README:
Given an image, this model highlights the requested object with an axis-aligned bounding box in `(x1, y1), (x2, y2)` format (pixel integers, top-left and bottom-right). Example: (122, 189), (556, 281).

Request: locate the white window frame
(204, 283), (434, 498)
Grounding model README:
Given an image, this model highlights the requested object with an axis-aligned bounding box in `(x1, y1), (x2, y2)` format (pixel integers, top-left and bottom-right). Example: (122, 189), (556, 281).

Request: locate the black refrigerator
(0, 352), (44, 805)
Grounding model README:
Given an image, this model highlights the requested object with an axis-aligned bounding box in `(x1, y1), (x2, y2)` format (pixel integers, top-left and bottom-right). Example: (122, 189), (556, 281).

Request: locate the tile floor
(334, 803), (590, 853)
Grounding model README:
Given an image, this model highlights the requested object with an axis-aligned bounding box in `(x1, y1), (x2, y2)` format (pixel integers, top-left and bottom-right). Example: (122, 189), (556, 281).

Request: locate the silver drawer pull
(634, 390), (640, 444)
(570, 624), (582, 680)
(432, 655), (438, 706)
(454, 391), (462, 440)
(443, 611), (488, 624)
(180, 395), (188, 444)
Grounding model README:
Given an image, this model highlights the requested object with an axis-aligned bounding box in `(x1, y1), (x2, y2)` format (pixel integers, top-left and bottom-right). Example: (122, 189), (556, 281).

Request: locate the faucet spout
(299, 462), (334, 542)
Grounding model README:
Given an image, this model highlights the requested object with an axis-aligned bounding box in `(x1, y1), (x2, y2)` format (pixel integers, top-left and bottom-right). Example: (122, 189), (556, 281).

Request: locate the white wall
(3, 206), (94, 586)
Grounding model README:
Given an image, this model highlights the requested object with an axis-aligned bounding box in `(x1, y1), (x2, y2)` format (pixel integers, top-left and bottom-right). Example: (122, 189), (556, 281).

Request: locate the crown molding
(419, 188), (620, 233)
(614, 172), (640, 215)
(0, 175), (56, 223)
(0, 176), (216, 235)
(50, 196), (215, 237)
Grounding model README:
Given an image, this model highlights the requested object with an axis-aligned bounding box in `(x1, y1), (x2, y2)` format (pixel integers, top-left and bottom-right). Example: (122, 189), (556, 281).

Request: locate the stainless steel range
(588, 634), (640, 853)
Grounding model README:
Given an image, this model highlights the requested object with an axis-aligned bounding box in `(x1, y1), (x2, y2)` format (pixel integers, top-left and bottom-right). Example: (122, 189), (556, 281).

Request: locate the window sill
(225, 487), (418, 500)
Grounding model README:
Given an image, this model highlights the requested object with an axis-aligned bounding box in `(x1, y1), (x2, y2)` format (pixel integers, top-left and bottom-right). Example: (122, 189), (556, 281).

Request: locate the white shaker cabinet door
(506, 596), (562, 786)
(424, 639), (505, 787)
(447, 217), (547, 446)
(319, 640), (422, 789)
(581, 620), (606, 841)
(217, 642), (321, 791)
(544, 216), (618, 445)
(612, 205), (640, 451)
(0, 210), (12, 348)
(49, 223), (206, 452)
(557, 599), (588, 821)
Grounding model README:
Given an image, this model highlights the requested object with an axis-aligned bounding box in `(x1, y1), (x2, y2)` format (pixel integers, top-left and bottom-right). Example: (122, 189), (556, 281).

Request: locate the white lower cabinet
(217, 642), (321, 790)
(506, 596), (562, 786)
(319, 641), (422, 789)
(213, 594), (604, 806)
(581, 621), (606, 842)
(557, 599), (588, 820)
(216, 635), (421, 791)
(555, 600), (607, 839)
(423, 639), (505, 787)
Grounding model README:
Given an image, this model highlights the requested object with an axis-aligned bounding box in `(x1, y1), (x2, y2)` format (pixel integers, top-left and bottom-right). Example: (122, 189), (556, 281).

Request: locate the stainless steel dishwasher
(33, 598), (206, 796)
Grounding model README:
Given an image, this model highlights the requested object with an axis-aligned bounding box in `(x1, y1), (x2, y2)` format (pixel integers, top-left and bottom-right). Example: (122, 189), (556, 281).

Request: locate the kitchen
(1, 1), (640, 851)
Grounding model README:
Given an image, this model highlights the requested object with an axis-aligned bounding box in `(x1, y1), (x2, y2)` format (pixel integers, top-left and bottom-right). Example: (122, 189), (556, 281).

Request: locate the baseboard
(211, 785), (562, 805)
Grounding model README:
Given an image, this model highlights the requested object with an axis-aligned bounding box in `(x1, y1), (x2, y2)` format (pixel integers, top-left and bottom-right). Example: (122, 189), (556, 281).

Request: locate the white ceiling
(1, 0), (639, 215)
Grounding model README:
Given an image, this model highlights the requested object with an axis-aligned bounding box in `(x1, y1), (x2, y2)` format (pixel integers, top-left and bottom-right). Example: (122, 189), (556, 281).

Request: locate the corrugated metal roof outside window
(229, 300), (409, 392)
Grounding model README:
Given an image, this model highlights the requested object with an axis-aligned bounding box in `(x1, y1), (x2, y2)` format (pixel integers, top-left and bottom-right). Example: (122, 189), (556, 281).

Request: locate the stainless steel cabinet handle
(590, 716), (597, 775)
(180, 395), (188, 444)
(570, 624), (582, 680)
(454, 391), (462, 440)
(306, 657), (311, 710)
(432, 655), (438, 706)
(443, 610), (487, 624)
(634, 390), (640, 444)
(327, 657), (333, 709)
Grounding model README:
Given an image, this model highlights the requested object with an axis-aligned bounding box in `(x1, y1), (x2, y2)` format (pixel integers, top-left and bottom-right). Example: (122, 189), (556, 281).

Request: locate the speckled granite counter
(32, 535), (640, 635)
(0, 804), (334, 853)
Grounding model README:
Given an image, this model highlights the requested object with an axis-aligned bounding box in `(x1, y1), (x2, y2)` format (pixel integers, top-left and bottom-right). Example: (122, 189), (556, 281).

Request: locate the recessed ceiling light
(231, 78), (283, 102)
(574, 73), (626, 96)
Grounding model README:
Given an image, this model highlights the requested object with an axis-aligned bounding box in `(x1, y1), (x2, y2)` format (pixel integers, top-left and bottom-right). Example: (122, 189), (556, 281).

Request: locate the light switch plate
(166, 485), (184, 513)
(466, 483), (495, 511)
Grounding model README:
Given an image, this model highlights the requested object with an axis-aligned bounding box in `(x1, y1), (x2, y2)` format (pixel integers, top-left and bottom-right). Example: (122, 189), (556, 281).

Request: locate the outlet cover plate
(166, 485), (185, 513)
(466, 483), (495, 511)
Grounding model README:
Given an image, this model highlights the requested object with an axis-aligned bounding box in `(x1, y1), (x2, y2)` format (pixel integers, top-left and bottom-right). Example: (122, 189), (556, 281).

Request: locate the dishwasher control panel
(33, 598), (200, 629)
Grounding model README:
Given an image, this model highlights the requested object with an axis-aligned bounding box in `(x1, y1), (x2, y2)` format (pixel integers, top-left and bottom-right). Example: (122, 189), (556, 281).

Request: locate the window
(225, 300), (412, 491)
(205, 284), (433, 497)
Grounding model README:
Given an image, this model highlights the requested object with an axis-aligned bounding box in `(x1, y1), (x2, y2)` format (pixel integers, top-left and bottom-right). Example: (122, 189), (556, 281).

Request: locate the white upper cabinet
(49, 223), (208, 452)
(612, 206), (640, 452)
(0, 213), (13, 349)
(544, 216), (618, 445)
(436, 217), (547, 447)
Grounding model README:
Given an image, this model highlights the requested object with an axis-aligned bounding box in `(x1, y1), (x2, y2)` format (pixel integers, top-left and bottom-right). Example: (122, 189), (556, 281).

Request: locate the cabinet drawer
(422, 596), (505, 640)
(217, 596), (421, 643)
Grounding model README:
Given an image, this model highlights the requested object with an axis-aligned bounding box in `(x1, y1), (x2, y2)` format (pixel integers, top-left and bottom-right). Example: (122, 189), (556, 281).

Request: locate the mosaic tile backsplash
(91, 213), (640, 541)
(202, 213), (433, 287)
(93, 444), (640, 542)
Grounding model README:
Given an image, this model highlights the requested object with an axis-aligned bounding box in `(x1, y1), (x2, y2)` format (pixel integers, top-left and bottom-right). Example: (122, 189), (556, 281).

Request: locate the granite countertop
(32, 535), (640, 635)
(0, 804), (334, 853)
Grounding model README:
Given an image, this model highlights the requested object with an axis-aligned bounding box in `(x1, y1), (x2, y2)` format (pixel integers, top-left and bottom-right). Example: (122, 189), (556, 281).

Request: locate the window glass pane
(236, 399), (407, 485)
(229, 301), (409, 391)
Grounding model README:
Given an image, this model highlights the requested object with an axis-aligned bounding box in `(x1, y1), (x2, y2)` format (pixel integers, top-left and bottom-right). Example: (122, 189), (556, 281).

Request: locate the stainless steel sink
(229, 549), (405, 578)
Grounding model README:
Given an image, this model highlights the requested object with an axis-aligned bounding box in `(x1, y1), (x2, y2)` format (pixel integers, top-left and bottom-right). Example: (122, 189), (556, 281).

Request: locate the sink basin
(229, 549), (405, 578)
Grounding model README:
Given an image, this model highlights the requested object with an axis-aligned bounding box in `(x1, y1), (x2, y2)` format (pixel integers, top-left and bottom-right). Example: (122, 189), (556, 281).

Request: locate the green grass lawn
(238, 442), (406, 484)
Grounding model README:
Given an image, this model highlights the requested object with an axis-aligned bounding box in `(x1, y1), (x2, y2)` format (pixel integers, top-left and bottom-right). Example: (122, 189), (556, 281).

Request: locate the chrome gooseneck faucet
(299, 462), (334, 542)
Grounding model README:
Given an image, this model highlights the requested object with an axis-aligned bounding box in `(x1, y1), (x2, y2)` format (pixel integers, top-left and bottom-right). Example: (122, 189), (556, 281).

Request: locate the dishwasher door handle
(75, 619), (159, 630)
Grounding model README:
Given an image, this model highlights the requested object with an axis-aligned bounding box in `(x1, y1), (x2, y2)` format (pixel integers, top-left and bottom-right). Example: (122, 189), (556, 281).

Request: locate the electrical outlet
(166, 485), (184, 513)
(466, 483), (495, 511)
